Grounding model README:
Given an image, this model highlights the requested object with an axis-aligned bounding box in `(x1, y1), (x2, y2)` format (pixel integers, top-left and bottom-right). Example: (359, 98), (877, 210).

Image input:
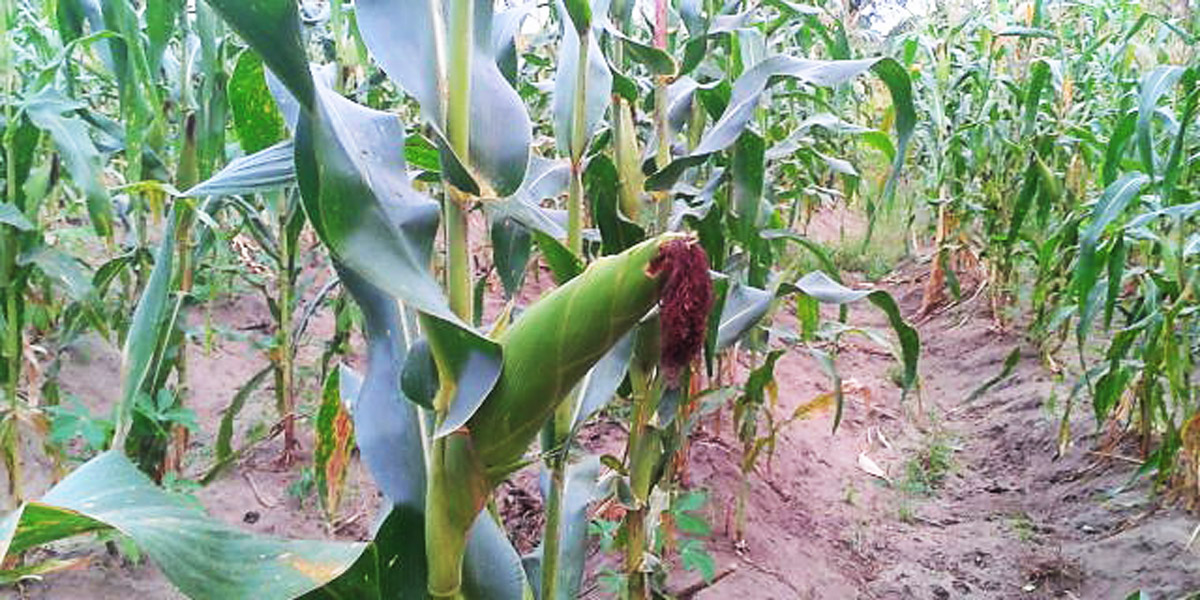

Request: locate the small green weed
(900, 434), (955, 497)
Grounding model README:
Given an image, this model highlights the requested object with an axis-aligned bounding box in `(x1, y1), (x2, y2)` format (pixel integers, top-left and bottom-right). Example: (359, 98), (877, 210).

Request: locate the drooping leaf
(553, 0), (613, 156)
(19, 247), (92, 302)
(715, 283), (772, 351)
(22, 89), (113, 238)
(293, 82), (503, 435)
(357, 0), (531, 196)
(1074, 173), (1149, 348)
(760, 229), (839, 279)
(647, 56), (915, 199)
(204, 0), (315, 109)
(0, 452), (365, 600)
(487, 157), (571, 239)
(183, 139), (295, 198)
(792, 272), (920, 394)
(204, 366), (272, 484)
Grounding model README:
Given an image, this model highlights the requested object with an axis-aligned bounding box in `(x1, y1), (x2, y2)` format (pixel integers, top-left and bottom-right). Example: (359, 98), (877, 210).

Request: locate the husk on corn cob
(425, 233), (711, 598)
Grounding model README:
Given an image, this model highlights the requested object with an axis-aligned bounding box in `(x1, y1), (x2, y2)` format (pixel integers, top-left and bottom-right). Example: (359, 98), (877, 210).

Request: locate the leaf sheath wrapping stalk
(468, 234), (685, 480)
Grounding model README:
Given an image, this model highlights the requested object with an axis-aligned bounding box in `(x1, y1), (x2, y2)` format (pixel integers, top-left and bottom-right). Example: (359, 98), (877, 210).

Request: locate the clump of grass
(899, 433), (955, 497)
(1007, 512), (1036, 542)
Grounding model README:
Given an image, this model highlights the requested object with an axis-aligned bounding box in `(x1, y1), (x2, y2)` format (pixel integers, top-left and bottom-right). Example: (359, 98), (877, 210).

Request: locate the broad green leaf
(487, 156), (571, 240)
(293, 82), (502, 435)
(493, 4), (535, 84)
(113, 210), (177, 446)
(793, 272), (920, 393)
(229, 49), (288, 154)
(145, 0), (183, 76)
(1005, 156), (1041, 249)
(22, 89), (113, 238)
(315, 274), (528, 599)
(204, 0), (314, 109)
(357, 0), (531, 197)
(604, 24), (676, 75)
(525, 457), (602, 600)
(553, 0), (612, 156)
(0, 452), (364, 600)
(1137, 65), (1184, 179)
(562, 0), (592, 33)
(1162, 70), (1199, 202)
(570, 332), (635, 432)
(647, 56), (915, 195)
(0, 203), (33, 231)
(334, 266), (425, 509)
(421, 315), (505, 438)
(586, 155), (645, 255)
(533, 231), (584, 285)
(490, 216), (533, 298)
(715, 283), (772, 351)
(19, 247), (92, 302)
(731, 131), (765, 244)
(183, 139), (295, 198)
(401, 339), (439, 410)
(1074, 173), (1149, 348)
(1022, 59), (1051, 138)
(1103, 111), (1137, 187)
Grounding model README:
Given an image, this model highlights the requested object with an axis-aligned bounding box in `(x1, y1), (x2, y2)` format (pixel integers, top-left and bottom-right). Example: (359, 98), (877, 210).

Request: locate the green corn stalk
(543, 5), (600, 596)
(0, 0), (24, 503)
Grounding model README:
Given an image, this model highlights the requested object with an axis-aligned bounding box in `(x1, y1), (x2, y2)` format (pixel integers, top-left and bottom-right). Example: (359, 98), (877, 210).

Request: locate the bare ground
(6, 220), (1200, 599)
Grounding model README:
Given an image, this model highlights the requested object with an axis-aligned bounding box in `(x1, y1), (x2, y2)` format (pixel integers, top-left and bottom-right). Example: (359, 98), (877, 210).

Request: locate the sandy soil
(6, 216), (1200, 599)
(652, 264), (1200, 599)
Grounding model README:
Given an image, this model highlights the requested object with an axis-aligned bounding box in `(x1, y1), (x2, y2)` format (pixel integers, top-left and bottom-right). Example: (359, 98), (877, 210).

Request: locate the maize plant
(879, 1), (1198, 489)
(0, 0), (928, 597)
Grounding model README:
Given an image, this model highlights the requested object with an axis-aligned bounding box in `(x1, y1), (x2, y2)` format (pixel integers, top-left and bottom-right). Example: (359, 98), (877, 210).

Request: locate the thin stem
(445, 0), (474, 322)
(426, 3), (476, 598)
(567, 33), (591, 257)
(541, 450), (566, 600)
(624, 364), (654, 600)
(541, 395), (575, 599)
(278, 202), (297, 461)
(652, 0), (671, 233)
(1, 0), (24, 503)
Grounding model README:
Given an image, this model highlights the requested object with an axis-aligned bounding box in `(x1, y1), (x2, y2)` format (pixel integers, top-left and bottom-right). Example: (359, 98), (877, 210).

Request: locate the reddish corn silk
(650, 238), (714, 385)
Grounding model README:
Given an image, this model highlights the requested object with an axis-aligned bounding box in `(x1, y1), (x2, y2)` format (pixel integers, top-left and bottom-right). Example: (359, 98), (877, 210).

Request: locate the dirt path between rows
(10, 227), (1200, 599)
(659, 261), (1200, 599)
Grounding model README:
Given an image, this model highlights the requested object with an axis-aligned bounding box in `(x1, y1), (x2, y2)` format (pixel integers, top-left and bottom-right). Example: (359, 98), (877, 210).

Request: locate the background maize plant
(0, 0), (1197, 597)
